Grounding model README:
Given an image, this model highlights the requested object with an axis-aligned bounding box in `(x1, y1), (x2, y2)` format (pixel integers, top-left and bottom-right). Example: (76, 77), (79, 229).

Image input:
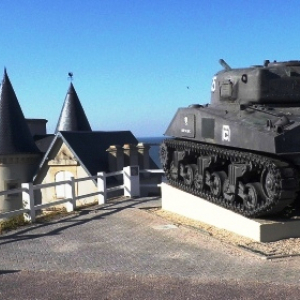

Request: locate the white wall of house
(0, 153), (41, 212)
(76, 166), (98, 206)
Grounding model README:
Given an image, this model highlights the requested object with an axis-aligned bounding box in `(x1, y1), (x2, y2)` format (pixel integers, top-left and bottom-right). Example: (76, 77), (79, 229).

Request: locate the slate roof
(35, 131), (158, 182)
(33, 134), (55, 153)
(55, 83), (92, 133)
(60, 131), (138, 175)
(0, 69), (40, 155)
(35, 131), (137, 180)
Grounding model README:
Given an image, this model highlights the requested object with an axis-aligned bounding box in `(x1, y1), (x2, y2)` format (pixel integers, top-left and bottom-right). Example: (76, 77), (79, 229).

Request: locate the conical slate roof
(0, 69), (40, 155)
(55, 83), (92, 133)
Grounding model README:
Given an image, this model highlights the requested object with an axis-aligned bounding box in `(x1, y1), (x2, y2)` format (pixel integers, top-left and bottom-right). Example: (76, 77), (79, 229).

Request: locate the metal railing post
(97, 172), (107, 205)
(22, 182), (35, 223)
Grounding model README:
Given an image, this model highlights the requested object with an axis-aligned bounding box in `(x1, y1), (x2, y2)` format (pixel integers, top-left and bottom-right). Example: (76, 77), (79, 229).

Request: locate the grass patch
(0, 215), (30, 234)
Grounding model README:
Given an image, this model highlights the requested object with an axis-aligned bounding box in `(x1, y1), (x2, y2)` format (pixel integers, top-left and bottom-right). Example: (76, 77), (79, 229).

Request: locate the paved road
(0, 197), (300, 299)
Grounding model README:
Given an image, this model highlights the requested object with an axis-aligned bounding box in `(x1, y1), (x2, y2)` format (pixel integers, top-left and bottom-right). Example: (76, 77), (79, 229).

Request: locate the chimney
(137, 142), (150, 178)
(123, 144), (138, 167)
(106, 145), (124, 172)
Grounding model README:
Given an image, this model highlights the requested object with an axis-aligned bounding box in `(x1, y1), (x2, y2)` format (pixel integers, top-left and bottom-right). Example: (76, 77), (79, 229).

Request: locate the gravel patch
(149, 208), (300, 259)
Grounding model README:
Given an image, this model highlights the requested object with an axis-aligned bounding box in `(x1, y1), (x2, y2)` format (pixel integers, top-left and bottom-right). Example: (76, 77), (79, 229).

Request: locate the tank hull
(165, 105), (300, 158)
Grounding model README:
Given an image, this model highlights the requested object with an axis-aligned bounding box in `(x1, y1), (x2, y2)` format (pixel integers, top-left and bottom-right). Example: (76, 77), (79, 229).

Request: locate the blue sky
(1, 0), (300, 137)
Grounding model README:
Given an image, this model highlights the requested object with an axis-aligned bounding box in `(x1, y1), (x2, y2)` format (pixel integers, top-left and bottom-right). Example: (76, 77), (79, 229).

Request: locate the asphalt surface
(0, 196), (300, 299)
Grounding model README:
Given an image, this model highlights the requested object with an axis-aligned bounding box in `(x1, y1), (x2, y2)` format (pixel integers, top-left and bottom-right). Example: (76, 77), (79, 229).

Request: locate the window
(5, 180), (19, 198)
(55, 171), (73, 198)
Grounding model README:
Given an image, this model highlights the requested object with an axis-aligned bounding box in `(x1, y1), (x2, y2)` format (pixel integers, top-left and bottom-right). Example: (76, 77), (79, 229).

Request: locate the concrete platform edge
(161, 182), (300, 243)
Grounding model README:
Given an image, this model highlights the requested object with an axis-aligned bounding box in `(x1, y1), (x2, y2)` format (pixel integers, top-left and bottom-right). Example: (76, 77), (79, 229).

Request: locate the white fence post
(65, 177), (76, 212)
(97, 172), (107, 205)
(22, 182), (35, 223)
(123, 166), (140, 198)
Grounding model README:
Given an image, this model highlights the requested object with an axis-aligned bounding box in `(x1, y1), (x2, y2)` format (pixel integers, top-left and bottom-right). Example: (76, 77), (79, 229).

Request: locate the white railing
(0, 166), (164, 223)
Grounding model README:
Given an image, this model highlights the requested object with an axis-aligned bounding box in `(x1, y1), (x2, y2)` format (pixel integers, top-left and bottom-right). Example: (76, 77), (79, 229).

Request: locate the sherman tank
(160, 59), (300, 218)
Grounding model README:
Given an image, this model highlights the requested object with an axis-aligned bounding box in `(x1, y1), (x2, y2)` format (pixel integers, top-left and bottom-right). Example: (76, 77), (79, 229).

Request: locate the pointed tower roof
(55, 83), (92, 133)
(0, 69), (40, 155)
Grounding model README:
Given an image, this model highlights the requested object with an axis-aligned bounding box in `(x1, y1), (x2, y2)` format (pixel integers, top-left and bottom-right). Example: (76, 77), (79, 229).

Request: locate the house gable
(34, 136), (78, 183)
(48, 144), (79, 166)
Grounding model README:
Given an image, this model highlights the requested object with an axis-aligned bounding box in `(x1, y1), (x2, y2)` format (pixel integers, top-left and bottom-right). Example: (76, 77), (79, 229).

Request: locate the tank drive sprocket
(160, 139), (299, 218)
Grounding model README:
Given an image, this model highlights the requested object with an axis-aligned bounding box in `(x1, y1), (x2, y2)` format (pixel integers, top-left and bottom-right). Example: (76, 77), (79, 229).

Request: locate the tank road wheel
(170, 161), (179, 181)
(210, 171), (227, 197)
(261, 169), (277, 198)
(193, 165), (204, 191)
(223, 178), (235, 202)
(243, 182), (263, 210)
(184, 164), (194, 187)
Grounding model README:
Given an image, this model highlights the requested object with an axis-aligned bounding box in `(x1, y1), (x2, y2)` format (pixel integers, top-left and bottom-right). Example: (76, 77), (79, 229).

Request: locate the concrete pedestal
(161, 183), (300, 242)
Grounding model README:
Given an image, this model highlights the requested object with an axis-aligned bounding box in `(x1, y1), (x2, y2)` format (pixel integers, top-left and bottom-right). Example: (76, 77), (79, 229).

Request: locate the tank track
(161, 138), (299, 218)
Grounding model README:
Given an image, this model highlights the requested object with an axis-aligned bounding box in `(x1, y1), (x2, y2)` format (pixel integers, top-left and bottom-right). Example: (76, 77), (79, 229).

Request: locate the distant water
(138, 136), (165, 168)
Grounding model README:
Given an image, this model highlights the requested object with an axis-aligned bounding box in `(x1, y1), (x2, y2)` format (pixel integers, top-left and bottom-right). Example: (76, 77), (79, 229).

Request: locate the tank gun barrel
(219, 59), (232, 71)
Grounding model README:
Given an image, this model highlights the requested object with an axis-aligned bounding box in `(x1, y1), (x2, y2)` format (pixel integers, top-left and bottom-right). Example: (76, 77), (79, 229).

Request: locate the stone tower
(55, 83), (92, 132)
(0, 69), (41, 212)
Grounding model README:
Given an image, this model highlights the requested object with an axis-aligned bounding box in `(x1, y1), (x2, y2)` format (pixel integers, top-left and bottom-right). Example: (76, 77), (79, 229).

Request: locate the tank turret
(211, 59), (300, 106)
(161, 60), (300, 218)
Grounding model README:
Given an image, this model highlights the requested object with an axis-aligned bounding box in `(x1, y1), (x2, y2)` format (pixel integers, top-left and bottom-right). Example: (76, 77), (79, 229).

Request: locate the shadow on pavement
(0, 197), (161, 246)
(0, 270), (20, 275)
